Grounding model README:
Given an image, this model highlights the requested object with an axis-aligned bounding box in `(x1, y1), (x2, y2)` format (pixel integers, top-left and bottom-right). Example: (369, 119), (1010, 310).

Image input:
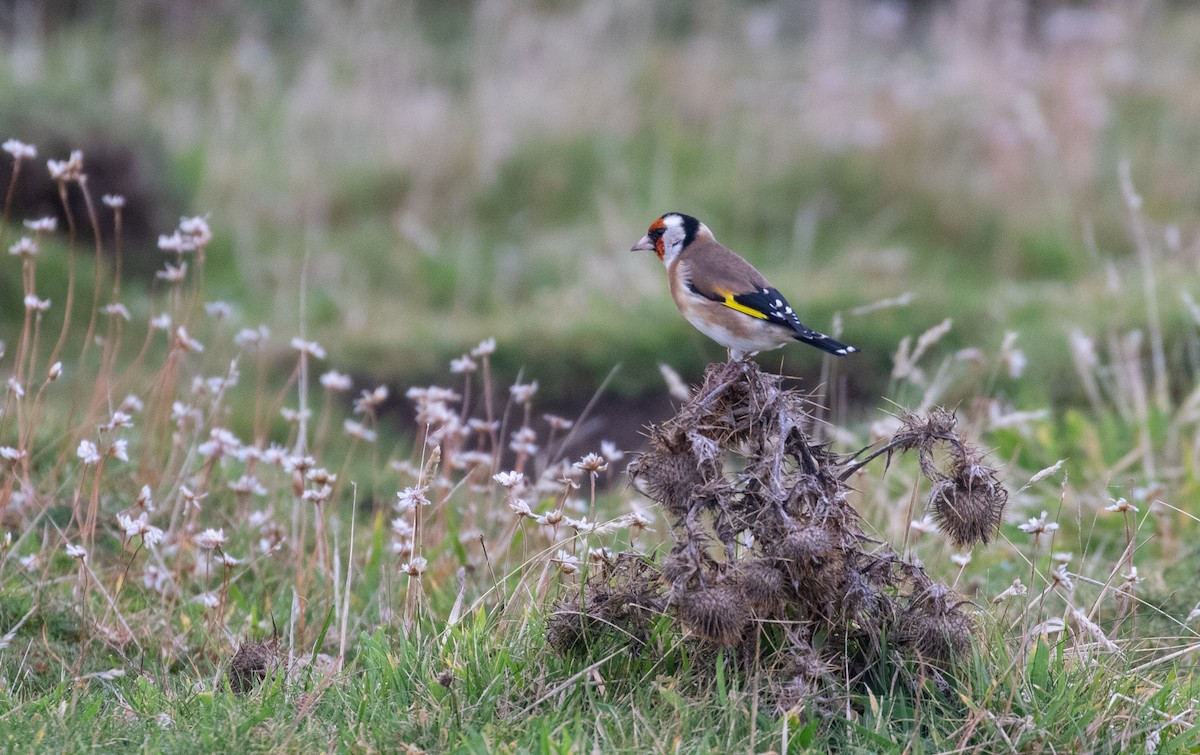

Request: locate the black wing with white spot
(733, 287), (860, 356)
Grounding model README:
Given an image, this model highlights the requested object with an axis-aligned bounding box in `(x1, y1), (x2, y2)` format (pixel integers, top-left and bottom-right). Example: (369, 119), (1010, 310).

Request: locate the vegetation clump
(227, 637), (282, 695)
(552, 360), (1007, 709)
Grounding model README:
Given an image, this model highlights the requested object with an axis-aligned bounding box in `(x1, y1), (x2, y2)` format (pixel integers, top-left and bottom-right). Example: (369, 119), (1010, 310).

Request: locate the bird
(631, 212), (859, 361)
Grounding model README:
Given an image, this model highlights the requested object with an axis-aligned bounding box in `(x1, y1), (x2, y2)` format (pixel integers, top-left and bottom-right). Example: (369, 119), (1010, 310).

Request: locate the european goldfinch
(632, 212), (859, 360)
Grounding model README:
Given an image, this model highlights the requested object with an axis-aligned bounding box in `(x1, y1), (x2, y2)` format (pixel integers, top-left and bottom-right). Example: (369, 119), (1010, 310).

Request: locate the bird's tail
(794, 330), (860, 356)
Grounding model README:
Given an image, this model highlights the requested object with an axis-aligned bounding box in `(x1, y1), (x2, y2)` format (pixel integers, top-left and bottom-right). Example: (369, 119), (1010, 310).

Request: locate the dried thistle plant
(551, 360), (1008, 711)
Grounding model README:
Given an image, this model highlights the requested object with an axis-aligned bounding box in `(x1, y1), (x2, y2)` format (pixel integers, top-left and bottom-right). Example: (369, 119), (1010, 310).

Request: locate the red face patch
(648, 218), (666, 260)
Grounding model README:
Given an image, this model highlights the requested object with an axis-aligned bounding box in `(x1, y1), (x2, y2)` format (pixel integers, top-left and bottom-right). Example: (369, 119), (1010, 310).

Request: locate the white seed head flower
(77, 440), (102, 465)
(574, 453), (608, 475)
(509, 426), (538, 456)
(109, 438), (129, 462)
(195, 528), (227, 550)
(307, 468), (336, 486)
(248, 509), (274, 529)
(0, 446), (25, 462)
(157, 230), (196, 254)
(354, 385), (390, 414)
(279, 406), (312, 424)
(396, 485), (431, 512)
(102, 194), (125, 208)
(7, 377), (25, 398)
(290, 337), (326, 360)
(102, 303), (131, 320)
(281, 454), (315, 474)
(197, 428), (242, 459)
(234, 325), (269, 348)
(192, 592), (220, 609)
(320, 370), (352, 391)
(493, 471), (524, 488)
(174, 327), (204, 353)
(24, 295), (50, 312)
(203, 301), (232, 320)
(1104, 498), (1138, 514)
(215, 552), (241, 567)
(624, 507), (654, 531)
(992, 578), (1028, 604)
(552, 550), (580, 574)
(343, 419), (377, 442)
(507, 498), (533, 518)
(228, 475), (267, 496)
(120, 394), (144, 413)
(135, 485), (154, 511)
(179, 216), (212, 246)
(1018, 511), (1059, 537)
(117, 512), (162, 546)
(3, 139), (36, 160)
(155, 262), (188, 283)
(303, 485), (334, 504)
(470, 338), (496, 357)
(402, 556), (428, 577)
(509, 381), (538, 404)
(449, 355), (477, 374)
(8, 236), (38, 257)
(599, 440), (624, 463)
(390, 517), (414, 538)
(23, 216), (56, 232)
(47, 150), (83, 181)
(1050, 563), (1075, 592)
(261, 444), (288, 466)
(65, 543), (88, 561)
(180, 486), (208, 510)
(950, 552), (972, 567)
(47, 361), (63, 381)
(105, 411), (133, 430)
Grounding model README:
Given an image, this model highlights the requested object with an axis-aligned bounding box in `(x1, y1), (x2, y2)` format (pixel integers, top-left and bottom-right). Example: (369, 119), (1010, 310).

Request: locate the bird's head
(631, 212), (703, 266)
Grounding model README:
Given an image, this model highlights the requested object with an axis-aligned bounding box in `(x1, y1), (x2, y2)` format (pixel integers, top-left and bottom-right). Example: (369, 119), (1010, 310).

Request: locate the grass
(4, 2), (1200, 752)
(1, 148), (1199, 754)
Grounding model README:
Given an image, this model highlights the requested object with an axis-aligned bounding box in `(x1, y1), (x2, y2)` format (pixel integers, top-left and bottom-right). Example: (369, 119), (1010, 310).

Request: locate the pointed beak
(630, 235), (655, 252)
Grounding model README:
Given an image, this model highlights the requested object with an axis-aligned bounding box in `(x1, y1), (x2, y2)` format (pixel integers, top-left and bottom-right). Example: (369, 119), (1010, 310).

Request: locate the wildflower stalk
(74, 174), (106, 380)
(0, 148), (26, 239)
(46, 173), (79, 374)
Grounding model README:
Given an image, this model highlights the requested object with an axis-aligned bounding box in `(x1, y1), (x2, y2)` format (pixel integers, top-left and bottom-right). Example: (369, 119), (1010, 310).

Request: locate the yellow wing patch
(719, 291), (768, 320)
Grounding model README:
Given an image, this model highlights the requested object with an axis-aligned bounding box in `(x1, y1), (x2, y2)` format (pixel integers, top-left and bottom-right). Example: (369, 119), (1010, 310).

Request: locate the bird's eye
(649, 228), (664, 239)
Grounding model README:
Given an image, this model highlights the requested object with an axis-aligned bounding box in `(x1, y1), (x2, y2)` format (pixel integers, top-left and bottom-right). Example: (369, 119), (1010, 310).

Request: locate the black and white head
(631, 212), (704, 266)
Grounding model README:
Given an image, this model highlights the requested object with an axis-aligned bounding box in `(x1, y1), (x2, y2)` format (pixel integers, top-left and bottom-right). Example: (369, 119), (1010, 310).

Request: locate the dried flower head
(927, 449), (1007, 548)
(678, 585), (748, 647)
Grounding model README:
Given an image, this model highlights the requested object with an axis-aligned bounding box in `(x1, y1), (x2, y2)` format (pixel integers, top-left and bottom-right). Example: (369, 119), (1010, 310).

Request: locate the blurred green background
(4, 0), (1200, 424)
